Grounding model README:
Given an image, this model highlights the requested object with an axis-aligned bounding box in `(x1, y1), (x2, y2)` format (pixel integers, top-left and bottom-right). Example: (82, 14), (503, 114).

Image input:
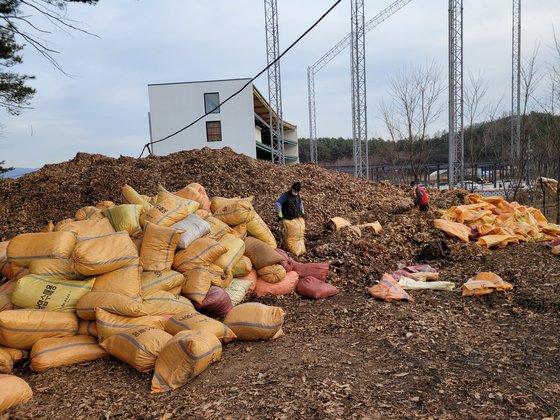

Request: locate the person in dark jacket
(275, 182), (305, 220)
(411, 181), (429, 212)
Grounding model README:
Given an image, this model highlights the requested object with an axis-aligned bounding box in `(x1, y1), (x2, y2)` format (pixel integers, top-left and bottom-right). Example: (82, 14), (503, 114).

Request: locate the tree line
(299, 111), (560, 168)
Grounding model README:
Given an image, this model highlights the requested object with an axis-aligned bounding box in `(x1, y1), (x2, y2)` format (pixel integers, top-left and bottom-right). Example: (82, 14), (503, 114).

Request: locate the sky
(1, 0), (559, 168)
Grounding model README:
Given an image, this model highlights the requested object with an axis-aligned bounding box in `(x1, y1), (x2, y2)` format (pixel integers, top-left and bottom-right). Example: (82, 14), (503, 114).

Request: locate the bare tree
(380, 60), (445, 181)
(464, 71), (488, 189)
(510, 45), (543, 200)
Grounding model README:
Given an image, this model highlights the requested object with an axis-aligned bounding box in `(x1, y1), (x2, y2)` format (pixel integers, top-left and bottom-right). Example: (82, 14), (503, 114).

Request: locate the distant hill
(0, 167), (37, 179)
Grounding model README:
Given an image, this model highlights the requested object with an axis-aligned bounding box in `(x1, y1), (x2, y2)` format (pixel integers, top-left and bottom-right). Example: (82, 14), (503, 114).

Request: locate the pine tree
(0, 0), (98, 167)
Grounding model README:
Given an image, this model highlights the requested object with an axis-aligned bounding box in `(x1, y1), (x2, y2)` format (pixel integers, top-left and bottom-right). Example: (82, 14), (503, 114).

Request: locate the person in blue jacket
(275, 182), (305, 220)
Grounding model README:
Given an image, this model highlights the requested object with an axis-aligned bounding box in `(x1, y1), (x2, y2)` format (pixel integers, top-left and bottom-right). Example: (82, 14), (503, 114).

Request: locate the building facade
(147, 78), (298, 163)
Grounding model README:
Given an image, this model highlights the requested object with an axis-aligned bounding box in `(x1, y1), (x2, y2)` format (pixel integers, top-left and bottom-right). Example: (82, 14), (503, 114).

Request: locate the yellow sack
(0, 374), (33, 412)
(73, 232), (139, 276)
(131, 233), (143, 252)
(214, 234), (245, 284)
(355, 221), (383, 234)
(477, 234), (520, 248)
(28, 258), (85, 281)
(182, 265), (223, 304)
(76, 291), (145, 320)
(75, 206), (105, 221)
(121, 183), (154, 214)
(78, 320), (98, 337)
(212, 197), (255, 226)
(281, 218), (306, 256)
(327, 217), (352, 231)
(433, 219), (471, 243)
(231, 223), (247, 240)
(11, 274), (95, 312)
(462, 272), (513, 297)
(141, 270), (185, 295)
(167, 285), (182, 295)
(142, 291), (194, 316)
(224, 302), (285, 341)
(187, 182), (211, 211)
(173, 238), (227, 273)
(55, 218), (115, 239)
(7, 231), (77, 267)
(0, 346), (28, 365)
(246, 212), (277, 248)
(143, 187), (199, 227)
(91, 260), (142, 298)
(256, 264), (287, 284)
(174, 184), (204, 205)
(232, 255), (252, 278)
(165, 311), (236, 343)
(100, 325), (172, 372)
(95, 200), (115, 210)
(151, 330), (222, 393)
(197, 211), (235, 241)
(0, 279), (16, 312)
(102, 204), (143, 235)
(0, 346), (27, 373)
(30, 335), (108, 372)
(95, 308), (167, 343)
(139, 222), (183, 271)
(0, 310), (78, 349)
(0, 348), (13, 373)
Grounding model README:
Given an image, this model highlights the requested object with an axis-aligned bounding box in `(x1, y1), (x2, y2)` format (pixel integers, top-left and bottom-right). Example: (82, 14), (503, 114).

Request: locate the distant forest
(298, 112), (560, 169)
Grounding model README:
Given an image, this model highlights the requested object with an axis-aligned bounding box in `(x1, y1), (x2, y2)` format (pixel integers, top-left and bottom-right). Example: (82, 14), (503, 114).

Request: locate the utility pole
(511, 0), (521, 164)
(448, 0), (464, 188)
(264, 0), (285, 164)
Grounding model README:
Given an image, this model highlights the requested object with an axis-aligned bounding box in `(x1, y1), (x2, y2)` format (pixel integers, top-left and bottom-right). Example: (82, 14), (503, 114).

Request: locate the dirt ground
(1, 148), (559, 419)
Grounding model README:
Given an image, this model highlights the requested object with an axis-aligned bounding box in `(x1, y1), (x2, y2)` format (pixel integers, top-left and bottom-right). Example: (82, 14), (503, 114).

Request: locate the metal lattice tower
(351, 0), (368, 179)
(307, 0), (412, 164)
(448, 0), (464, 188)
(511, 0), (521, 163)
(307, 66), (318, 163)
(264, 0), (285, 164)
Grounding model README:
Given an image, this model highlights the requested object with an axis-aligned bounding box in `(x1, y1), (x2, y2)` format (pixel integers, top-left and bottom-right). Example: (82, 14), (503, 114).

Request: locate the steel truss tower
(448, 0), (464, 188)
(264, 0), (285, 164)
(307, 66), (318, 163)
(511, 0), (521, 163)
(307, 0), (412, 164)
(351, 0), (368, 179)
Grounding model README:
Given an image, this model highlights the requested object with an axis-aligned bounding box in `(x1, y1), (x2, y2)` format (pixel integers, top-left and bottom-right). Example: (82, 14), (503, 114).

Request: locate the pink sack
(296, 276), (339, 300)
(254, 271), (299, 298)
(193, 286), (233, 318)
(275, 248), (294, 272)
(403, 264), (438, 273)
(291, 262), (329, 282)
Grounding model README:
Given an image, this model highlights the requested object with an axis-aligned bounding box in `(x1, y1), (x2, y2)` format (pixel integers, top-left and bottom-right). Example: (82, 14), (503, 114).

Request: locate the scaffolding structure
(264, 0), (285, 164)
(307, 0), (412, 165)
(448, 0), (464, 188)
(511, 0), (521, 162)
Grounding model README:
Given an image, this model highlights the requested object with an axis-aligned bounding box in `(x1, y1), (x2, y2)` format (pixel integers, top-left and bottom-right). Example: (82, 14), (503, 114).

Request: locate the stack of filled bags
(434, 193), (560, 248)
(0, 181), (293, 411)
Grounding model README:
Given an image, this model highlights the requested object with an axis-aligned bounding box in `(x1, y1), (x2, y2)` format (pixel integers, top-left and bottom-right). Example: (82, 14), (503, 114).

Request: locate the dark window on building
(204, 92), (220, 114)
(206, 121), (222, 142)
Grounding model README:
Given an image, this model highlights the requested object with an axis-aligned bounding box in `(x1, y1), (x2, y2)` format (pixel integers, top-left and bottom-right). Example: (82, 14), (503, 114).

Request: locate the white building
(147, 78), (299, 163)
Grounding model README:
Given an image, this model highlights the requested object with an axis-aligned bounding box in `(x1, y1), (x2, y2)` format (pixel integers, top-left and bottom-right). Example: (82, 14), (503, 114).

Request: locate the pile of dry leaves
(1, 148), (558, 419)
